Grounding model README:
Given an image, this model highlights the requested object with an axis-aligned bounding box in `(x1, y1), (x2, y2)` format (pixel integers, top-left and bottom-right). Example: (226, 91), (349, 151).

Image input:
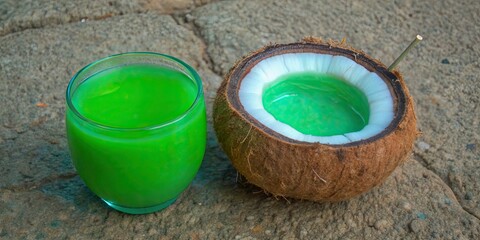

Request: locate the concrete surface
(0, 0), (216, 36)
(0, 0), (479, 239)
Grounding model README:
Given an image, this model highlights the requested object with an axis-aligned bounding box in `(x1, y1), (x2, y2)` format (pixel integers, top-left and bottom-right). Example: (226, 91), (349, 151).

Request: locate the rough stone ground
(0, 0), (479, 239)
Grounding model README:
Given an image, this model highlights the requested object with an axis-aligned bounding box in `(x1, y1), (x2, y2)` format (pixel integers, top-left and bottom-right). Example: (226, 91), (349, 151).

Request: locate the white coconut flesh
(238, 53), (394, 145)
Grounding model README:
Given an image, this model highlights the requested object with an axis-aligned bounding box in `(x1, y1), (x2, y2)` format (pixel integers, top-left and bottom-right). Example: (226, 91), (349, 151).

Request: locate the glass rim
(66, 52), (204, 132)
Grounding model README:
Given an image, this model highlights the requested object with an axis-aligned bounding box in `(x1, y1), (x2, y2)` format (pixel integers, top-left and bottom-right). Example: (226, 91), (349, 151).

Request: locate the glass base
(103, 198), (177, 214)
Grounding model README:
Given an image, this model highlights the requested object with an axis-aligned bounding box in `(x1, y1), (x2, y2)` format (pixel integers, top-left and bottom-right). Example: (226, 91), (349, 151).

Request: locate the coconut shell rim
(221, 37), (410, 147)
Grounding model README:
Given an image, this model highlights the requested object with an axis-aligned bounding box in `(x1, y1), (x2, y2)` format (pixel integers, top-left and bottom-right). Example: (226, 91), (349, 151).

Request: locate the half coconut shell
(213, 38), (418, 201)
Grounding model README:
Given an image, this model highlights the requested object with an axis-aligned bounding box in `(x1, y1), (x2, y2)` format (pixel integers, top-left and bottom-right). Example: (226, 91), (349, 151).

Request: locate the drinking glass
(66, 52), (206, 214)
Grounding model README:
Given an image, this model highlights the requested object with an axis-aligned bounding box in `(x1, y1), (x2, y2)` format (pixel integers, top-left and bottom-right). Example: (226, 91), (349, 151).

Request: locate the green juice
(262, 72), (369, 136)
(66, 63), (206, 211)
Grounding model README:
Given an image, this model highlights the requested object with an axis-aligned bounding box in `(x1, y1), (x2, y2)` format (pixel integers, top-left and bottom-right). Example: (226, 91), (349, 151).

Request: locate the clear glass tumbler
(66, 52), (206, 214)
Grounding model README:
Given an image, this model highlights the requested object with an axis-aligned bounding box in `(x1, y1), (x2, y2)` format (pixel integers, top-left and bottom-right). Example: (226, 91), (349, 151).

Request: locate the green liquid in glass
(262, 72), (369, 136)
(66, 63), (206, 212)
(73, 64), (198, 128)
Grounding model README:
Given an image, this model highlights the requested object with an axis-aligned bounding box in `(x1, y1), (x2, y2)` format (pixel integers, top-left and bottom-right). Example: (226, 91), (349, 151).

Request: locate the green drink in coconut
(214, 36), (421, 201)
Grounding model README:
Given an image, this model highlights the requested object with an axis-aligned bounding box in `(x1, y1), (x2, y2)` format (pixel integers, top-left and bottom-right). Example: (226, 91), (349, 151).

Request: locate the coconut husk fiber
(213, 37), (418, 201)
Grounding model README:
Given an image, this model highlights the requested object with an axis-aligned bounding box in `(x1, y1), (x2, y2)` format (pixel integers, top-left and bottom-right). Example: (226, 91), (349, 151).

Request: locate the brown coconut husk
(213, 37), (418, 201)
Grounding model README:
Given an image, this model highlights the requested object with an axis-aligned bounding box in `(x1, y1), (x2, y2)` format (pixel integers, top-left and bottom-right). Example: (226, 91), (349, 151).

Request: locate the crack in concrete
(2, 172), (78, 192)
(0, 11), (134, 38)
(191, 22), (218, 76)
(169, 12), (221, 77)
(413, 153), (480, 221)
(463, 205), (480, 222)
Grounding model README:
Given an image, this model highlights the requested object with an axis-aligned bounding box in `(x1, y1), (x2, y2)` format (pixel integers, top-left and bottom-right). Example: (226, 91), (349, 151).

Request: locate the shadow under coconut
(198, 128), (346, 209)
(202, 146), (413, 210)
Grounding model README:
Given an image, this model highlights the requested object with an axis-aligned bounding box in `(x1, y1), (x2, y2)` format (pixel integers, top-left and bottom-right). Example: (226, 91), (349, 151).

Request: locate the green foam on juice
(262, 72), (370, 136)
(73, 64), (197, 128)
